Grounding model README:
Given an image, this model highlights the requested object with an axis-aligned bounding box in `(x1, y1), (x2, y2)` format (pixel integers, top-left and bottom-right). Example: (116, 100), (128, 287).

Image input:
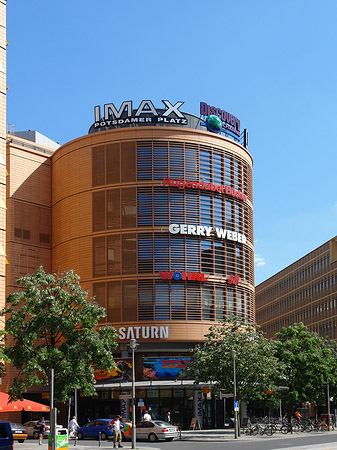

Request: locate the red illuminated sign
(228, 275), (240, 285)
(163, 177), (247, 201)
(159, 271), (207, 281)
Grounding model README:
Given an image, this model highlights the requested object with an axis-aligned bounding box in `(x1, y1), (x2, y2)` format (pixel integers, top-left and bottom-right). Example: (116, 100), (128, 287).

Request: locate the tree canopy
(188, 316), (283, 403)
(275, 322), (337, 415)
(1, 266), (118, 401)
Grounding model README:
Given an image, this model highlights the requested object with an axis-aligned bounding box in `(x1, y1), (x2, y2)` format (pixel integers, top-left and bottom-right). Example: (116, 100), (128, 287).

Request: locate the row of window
(257, 271), (337, 320)
(93, 234), (253, 283)
(92, 141), (251, 199)
(257, 254), (331, 300)
(263, 319), (337, 340)
(93, 280), (252, 322)
(93, 188), (252, 239)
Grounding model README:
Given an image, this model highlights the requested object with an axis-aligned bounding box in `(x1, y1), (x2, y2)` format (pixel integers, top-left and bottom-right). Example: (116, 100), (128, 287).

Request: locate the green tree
(275, 322), (337, 417)
(188, 316), (282, 403)
(1, 266), (118, 401)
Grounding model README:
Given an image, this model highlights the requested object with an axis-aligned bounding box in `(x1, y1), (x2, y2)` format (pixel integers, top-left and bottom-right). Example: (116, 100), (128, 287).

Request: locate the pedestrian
(143, 410), (152, 421)
(111, 415), (123, 448)
(68, 416), (79, 438)
(36, 416), (45, 445)
(167, 411), (171, 423)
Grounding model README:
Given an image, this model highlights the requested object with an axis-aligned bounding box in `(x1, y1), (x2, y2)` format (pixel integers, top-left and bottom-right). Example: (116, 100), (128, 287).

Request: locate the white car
(136, 420), (179, 442)
(23, 421), (63, 439)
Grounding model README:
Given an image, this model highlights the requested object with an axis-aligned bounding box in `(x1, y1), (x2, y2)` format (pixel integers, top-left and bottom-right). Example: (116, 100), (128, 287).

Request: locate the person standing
(112, 416), (123, 448)
(68, 416), (79, 437)
(36, 417), (45, 445)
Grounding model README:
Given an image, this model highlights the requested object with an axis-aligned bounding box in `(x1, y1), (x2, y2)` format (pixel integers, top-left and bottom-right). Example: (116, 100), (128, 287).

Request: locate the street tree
(188, 316), (283, 404)
(1, 266), (118, 401)
(275, 322), (337, 417)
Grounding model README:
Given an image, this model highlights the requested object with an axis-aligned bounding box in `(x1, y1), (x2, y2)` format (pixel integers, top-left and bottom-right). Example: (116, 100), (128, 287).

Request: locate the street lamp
(232, 350), (238, 439)
(129, 339), (138, 449)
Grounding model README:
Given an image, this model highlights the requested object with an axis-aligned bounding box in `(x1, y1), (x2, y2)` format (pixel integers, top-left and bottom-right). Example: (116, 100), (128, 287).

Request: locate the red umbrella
(0, 392), (50, 412)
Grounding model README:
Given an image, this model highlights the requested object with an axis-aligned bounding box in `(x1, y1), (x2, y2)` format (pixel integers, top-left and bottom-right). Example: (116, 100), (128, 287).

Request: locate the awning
(0, 393), (50, 412)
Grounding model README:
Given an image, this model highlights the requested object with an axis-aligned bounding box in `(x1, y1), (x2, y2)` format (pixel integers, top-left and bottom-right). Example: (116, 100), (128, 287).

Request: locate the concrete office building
(6, 100), (254, 428)
(256, 237), (337, 339)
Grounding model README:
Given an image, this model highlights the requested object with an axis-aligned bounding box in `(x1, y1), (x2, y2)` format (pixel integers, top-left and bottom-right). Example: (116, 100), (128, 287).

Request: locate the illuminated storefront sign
(143, 357), (191, 380)
(169, 223), (247, 244)
(118, 325), (169, 340)
(162, 177), (247, 201)
(159, 271), (207, 281)
(93, 100), (187, 129)
(200, 101), (240, 137)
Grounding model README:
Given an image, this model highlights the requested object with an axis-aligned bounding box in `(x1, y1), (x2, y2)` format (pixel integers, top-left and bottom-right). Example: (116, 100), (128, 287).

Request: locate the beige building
(256, 237), (337, 339)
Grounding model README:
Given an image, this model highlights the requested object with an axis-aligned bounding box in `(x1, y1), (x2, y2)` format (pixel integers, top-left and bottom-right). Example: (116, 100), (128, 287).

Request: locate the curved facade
(52, 126), (254, 342)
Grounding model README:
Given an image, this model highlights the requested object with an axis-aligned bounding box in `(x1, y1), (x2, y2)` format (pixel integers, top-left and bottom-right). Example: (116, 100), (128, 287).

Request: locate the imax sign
(93, 100), (187, 129)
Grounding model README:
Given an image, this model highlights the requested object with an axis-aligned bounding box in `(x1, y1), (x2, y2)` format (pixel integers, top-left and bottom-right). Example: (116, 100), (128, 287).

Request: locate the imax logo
(94, 100), (185, 121)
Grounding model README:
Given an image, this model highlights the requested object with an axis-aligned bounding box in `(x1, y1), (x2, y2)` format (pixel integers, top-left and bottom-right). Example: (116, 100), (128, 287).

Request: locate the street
(15, 432), (337, 450)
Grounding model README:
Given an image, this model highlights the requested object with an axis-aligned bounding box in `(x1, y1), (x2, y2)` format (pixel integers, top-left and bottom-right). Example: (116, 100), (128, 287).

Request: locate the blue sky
(7, 0), (337, 285)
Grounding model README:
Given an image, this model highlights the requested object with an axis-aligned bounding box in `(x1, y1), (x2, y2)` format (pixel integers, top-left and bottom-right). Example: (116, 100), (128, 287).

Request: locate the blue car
(77, 419), (116, 440)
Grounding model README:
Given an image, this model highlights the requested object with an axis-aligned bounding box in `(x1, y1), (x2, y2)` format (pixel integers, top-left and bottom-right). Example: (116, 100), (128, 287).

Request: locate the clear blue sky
(7, 0), (337, 285)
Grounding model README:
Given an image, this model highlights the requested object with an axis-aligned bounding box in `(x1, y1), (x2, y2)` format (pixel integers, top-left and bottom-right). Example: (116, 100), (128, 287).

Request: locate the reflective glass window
(200, 194), (211, 227)
(107, 281), (121, 322)
(107, 189), (120, 229)
(202, 285), (213, 320)
(137, 142), (152, 180)
(138, 234), (153, 273)
(153, 142), (168, 180)
(186, 237), (199, 272)
(93, 237), (105, 277)
(215, 286), (226, 320)
(107, 235), (121, 275)
(122, 188), (136, 228)
(199, 149), (211, 182)
(213, 152), (222, 185)
(185, 144), (198, 180)
(171, 283), (185, 320)
(155, 283), (170, 320)
(154, 236), (169, 271)
(122, 234), (136, 275)
(92, 146), (105, 186)
(154, 189), (169, 226)
(185, 193), (199, 225)
(138, 280), (154, 320)
(187, 283), (201, 320)
(170, 190), (184, 224)
(122, 281), (137, 321)
(138, 188), (153, 226)
(201, 240), (212, 273)
(169, 143), (183, 179)
(213, 196), (223, 228)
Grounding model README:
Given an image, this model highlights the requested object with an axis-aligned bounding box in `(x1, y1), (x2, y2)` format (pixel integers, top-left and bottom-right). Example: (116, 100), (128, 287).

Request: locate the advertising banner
(94, 359), (132, 382)
(143, 357), (191, 380)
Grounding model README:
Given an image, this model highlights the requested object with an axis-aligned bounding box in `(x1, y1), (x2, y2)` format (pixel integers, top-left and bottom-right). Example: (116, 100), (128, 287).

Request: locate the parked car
(131, 420), (179, 442)
(9, 423), (27, 443)
(77, 419), (121, 440)
(23, 420), (63, 439)
(0, 421), (13, 450)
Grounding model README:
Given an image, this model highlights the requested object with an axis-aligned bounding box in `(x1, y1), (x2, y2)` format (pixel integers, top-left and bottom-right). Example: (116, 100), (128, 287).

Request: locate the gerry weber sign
(91, 100), (187, 131)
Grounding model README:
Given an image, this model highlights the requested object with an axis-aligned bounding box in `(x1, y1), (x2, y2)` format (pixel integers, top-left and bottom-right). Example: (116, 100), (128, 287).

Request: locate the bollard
(74, 431), (77, 447)
(98, 432), (101, 447)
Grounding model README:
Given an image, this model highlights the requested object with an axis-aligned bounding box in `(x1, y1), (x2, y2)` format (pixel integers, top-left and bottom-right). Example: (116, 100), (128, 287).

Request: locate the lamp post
(327, 380), (331, 432)
(232, 350), (238, 439)
(129, 339), (138, 449)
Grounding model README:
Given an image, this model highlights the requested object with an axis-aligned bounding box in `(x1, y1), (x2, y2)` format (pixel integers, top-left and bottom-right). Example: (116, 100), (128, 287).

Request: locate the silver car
(136, 420), (179, 442)
(23, 421), (63, 439)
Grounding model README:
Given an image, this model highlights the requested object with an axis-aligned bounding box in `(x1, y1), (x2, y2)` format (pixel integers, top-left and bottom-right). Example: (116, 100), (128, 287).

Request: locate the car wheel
(18, 440), (24, 443)
(33, 431), (39, 439)
(77, 432), (83, 440)
(165, 437), (174, 441)
(148, 433), (157, 442)
(101, 432), (107, 440)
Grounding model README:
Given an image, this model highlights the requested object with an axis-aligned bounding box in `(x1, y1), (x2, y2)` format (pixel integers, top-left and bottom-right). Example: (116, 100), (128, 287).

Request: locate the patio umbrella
(0, 392), (50, 412)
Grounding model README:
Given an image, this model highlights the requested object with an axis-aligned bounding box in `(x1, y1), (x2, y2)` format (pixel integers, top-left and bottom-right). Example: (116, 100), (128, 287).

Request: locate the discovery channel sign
(89, 100), (191, 133)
